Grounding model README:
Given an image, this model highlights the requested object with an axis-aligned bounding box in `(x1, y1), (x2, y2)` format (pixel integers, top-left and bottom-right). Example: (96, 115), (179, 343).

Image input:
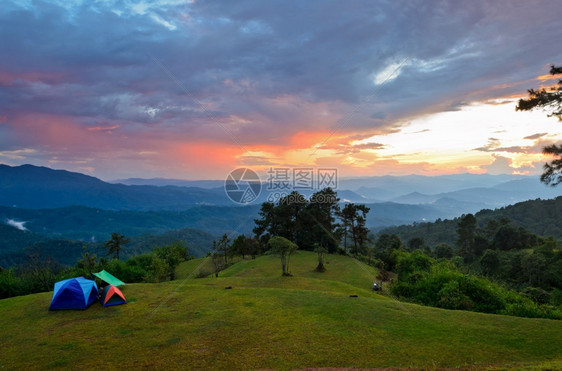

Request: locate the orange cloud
(537, 73), (559, 82)
(171, 141), (243, 177)
(11, 114), (109, 150)
(289, 130), (332, 149)
(87, 125), (120, 132)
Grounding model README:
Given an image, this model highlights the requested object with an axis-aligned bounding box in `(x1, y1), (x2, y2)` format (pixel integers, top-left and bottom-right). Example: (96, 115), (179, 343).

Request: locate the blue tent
(49, 277), (99, 310)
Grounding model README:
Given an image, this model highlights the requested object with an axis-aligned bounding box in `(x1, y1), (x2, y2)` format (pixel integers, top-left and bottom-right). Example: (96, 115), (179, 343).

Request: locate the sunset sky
(1, 0), (562, 180)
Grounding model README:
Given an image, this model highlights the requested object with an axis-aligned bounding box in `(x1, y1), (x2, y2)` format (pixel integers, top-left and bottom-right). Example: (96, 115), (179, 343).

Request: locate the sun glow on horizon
(343, 99), (562, 176)
(224, 98), (562, 179)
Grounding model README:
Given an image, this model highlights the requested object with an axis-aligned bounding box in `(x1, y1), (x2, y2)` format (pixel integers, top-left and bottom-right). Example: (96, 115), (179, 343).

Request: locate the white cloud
(482, 155), (513, 175)
(150, 13), (177, 30)
(6, 219), (28, 231)
(0, 148), (37, 160)
(372, 61), (407, 85)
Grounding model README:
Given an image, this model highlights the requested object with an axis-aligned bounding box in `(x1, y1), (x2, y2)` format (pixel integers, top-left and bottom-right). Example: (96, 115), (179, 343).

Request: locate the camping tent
(49, 277), (98, 310)
(100, 285), (127, 307)
(93, 270), (125, 287)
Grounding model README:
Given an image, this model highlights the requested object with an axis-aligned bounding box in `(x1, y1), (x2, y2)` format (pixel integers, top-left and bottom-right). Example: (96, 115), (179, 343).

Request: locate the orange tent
(101, 285), (126, 307)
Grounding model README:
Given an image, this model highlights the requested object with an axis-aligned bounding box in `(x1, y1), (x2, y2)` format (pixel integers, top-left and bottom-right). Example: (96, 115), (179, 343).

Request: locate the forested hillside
(380, 196), (562, 245)
(0, 226), (215, 267)
(0, 205), (259, 241)
(374, 197), (562, 310)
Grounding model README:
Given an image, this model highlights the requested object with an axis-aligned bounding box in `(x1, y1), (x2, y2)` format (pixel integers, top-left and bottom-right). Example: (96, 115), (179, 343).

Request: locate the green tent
(93, 270), (125, 287)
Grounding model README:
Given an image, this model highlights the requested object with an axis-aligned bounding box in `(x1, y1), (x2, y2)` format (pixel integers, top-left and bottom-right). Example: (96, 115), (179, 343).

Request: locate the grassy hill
(1, 251), (561, 370)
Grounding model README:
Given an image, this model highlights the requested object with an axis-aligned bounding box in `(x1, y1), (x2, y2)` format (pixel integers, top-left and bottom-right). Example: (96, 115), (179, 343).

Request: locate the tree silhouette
(516, 65), (562, 185)
(301, 188), (340, 252)
(214, 234), (231, 265)
(337, 203), (370, 255)
(103, 232), (129, 260)
(78, 248), (97, 275)
(253, 189), (341, 251)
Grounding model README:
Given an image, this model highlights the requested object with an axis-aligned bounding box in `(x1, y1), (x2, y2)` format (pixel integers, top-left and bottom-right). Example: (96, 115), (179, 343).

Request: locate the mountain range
(1, 164), (560, 224)
(1, 163), (561, 267)
(0, 164), (232, 210)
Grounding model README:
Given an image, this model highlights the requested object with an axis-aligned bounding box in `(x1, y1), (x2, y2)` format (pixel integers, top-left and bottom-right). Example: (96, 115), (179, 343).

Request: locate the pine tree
(517, 65), (562, 185)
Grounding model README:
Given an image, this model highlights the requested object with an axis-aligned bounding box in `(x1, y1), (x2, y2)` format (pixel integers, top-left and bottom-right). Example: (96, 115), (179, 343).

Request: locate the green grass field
(1, 251), (561, 370)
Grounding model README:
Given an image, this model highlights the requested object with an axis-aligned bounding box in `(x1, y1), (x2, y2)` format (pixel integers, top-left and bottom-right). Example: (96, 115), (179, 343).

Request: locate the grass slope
(1, 251), (561, 370)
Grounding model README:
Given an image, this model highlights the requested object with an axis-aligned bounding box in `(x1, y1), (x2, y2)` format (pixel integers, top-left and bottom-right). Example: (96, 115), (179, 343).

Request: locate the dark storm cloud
(1, 0), (562, 146)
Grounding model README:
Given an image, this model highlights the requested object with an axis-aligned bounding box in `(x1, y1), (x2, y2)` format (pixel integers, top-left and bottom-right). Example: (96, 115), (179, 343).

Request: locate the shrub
(437, 280), (473, 310)
(551, 288), (562, 306)
(501, 301), (562, 320)
(395, 250), (432, 282)
(195, 269), (211, 278)
(0, 269), (23, 299)
(390, 250), (561, 319)
(101, 258), (147, 283)
(143, 256), (168, 283)
(522, 286), (552, 304)
(434, 244), (454, 259)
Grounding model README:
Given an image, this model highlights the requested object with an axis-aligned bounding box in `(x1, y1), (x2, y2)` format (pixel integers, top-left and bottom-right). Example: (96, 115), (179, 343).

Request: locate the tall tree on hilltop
(253, 192), (308, 245)
(104, 232), (129, 260)
(516, 65), (562, 185)
(214, 234), (231, 265)
(337, 203), (370, 255)
(231, 234), (247, 259)
(230, 235), (260, 259)
(253, 190), (342, 251)
(278, 191), (308, 246)
(253, 201), (278, 243)
(301, 188), (341, 251)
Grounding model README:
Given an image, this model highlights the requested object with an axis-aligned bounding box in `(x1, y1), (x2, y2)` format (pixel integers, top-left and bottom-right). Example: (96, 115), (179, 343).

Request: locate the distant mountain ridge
(0, 164), (372, 209)
(390, 178), (560, 209)
(116, 172), (560, 210)
(1, 164), (560, 227)
(113, 178), (225, 189)
(0, 164), (232, 210)
(340, 173), (522, 197)
(1, 164), (561, 268)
